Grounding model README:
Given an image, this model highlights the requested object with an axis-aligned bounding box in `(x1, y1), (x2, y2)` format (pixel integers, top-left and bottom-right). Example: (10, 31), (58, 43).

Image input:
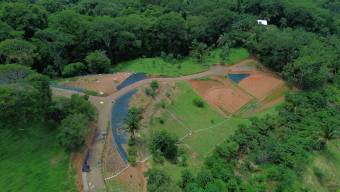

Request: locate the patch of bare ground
(64, 73), (131, 96)
(189, 77), (252, 114)
(238, 71), (285, 101)
(103, 131), (127, 177)
(115, 162), (148, 192)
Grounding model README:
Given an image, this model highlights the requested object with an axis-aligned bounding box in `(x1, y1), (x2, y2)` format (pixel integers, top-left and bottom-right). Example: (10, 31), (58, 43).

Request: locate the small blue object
(227, 74), (250, 84)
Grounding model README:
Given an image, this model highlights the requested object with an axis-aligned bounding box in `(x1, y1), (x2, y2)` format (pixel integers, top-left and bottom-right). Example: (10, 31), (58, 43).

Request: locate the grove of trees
(0, 64), (96, 151)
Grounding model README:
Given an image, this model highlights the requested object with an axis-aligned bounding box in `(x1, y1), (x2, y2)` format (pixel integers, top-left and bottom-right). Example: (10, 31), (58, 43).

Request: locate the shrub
(149, 130), (178, 161)
(145, 88), (156, 97)
(62, 62), (87, 77)
(57, 114), (90, 151)
(128, 146), (137, 166)
(193, 98), (205, 108)
(159, 118), (165, 124)
(150, 80), (159, 91)
(85, 50), (110, 74)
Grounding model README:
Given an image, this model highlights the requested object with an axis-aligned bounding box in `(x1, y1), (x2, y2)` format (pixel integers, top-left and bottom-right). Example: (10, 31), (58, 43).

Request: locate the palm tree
(124, 107), (143, 139)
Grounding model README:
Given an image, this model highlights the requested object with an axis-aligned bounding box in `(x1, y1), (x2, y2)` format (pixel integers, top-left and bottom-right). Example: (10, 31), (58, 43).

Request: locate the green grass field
(0, 124), (76, 192)
(113, 48), (249, 77)
(148, 82), (260, 181)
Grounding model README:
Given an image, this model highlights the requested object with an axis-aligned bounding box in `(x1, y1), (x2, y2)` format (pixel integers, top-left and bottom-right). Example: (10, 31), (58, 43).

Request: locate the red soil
(190, 78), (252, 114)
(239, 72), (284, 100)
(65, 73), (131, 96)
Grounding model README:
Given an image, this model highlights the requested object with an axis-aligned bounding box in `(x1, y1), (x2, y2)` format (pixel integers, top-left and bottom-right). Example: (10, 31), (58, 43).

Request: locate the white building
(257, 20), (268, 25)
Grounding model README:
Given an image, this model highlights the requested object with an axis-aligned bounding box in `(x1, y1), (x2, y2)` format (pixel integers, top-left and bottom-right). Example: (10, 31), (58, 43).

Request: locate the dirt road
(51, 59), (254, 192)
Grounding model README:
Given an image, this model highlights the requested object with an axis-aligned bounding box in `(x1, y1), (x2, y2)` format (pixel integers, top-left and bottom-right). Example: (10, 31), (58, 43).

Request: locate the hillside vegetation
(0, 0), (339, 192)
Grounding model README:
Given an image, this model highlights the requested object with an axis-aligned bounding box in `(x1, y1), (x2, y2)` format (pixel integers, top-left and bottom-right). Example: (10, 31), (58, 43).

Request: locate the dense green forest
(0, 0), (339, 191)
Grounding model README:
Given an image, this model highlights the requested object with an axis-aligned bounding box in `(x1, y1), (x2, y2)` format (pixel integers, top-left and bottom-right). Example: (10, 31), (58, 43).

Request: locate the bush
(56, 114), (90, 151)
(150, 80), (159, 91)
(193, 98), (205, 108)
(145, 88), (156, 97)
(85, 50), (111, 74)
(62, 62), (87, 77)
(149, 130), (178, 161)
(128, 146), (137, 166)
(159, 118), (165, 124)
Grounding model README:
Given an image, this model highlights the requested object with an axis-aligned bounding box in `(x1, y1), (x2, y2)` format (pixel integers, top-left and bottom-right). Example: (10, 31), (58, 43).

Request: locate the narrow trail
(51, 58), (255, 192)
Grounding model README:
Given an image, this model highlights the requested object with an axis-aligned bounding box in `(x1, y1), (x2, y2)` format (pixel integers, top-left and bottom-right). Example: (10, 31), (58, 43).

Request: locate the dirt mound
(239, 72), (284, 100)
(190, 78), (251, 114)
(64, 73), (131, 96)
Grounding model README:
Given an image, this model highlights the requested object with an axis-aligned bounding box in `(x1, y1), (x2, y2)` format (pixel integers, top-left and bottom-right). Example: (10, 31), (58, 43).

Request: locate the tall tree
(149, 130), (178, 161)
(124, 107), (143, 139)
(57, 114), (90, 151)
(85, 50), (111, 74)
(190, 41), (210, 64)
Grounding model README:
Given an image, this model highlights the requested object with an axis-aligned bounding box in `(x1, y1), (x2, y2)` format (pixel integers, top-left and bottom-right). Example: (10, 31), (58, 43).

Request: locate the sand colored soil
(190, 78), (252, 114)
(65, 73), (131, 96)
(239, 72), (285, 100)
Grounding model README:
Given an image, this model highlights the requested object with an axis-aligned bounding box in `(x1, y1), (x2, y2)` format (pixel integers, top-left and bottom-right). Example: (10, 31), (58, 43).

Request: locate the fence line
(194, 119), (229, 133)
(104, 165), (130, 181)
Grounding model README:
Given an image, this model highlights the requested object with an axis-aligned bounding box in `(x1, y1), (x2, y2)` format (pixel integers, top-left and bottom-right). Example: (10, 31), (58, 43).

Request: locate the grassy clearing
(148, 82), (267, 181)
(183, 117), (251, 160)
(150, 82), (225, 137)
(113, 48), (249, 77)
(303, 140), (340, 191)
(0, 124), (76, 192)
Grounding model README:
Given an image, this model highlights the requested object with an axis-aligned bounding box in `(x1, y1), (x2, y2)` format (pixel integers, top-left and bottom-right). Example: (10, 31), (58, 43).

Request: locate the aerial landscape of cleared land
(0, 0), (339, 192)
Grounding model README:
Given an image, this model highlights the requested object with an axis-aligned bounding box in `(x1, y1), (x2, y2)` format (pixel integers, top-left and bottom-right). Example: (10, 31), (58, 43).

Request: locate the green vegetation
(150, 130), (179, 162)
(303, 140), (340, 192)
(0, 65), (96, 191)
(148, 82), (263, 181)
(0, 0), (339, 191)
(150, 82), (225, 137)
(85, 50), (111, 74)
(145, 169), (180, 192)
(124, 107), (143, 140)
(145, 80), (160, 97)
(0, 125), (76, 191)
(113, 48), (249, 77)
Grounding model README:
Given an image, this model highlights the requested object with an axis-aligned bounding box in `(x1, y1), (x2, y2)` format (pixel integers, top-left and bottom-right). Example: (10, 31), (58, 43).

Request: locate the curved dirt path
(51, 59), (255, 192)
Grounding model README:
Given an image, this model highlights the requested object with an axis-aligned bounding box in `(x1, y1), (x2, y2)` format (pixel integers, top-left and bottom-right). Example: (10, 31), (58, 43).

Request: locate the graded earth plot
(189, 78), (252, 114)
(63, 72), (131, 96)
(237, 72), (285, 101)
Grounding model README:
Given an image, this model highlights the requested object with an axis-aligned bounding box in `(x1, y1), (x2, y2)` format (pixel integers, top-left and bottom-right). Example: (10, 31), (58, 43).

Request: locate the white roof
(257, 20), (268, 25)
